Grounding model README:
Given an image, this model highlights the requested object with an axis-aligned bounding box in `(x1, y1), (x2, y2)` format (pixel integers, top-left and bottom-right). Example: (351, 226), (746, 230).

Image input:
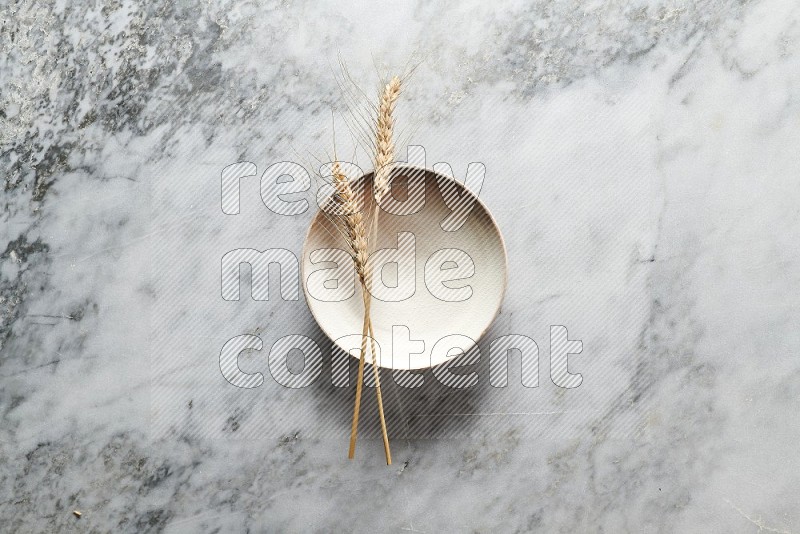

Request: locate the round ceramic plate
(302, 165), (507, 370)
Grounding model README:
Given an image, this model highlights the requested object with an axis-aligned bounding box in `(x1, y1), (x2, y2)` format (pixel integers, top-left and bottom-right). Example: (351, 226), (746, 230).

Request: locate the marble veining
(2, 0), (799, 532)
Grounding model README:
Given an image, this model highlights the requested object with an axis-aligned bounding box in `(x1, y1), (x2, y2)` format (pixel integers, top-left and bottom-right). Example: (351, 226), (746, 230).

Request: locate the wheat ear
(373, 76), (402, 202)
(330, 162), (369, 283)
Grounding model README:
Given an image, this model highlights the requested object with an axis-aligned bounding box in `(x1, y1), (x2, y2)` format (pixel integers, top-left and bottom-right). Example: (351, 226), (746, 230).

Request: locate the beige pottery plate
(302, 166), (506, 370)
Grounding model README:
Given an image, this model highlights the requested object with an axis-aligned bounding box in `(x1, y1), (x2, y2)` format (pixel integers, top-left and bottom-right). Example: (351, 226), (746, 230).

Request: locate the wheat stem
(363, 76), (402, 465)
(348, 290), (371, 459)
(330, 162), (371, 460)
(337, 74), (402, 465)
(333, 162), (391, 463)
(367, 318), (391, 464)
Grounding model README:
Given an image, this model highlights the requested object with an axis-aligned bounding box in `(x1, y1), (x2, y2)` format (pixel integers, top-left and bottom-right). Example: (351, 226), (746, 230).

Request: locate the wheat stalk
(361, 76), (402, 464)
(331, 74), (402, 465)
(343, 75), (401, 465)
(331, 162), (391, 464)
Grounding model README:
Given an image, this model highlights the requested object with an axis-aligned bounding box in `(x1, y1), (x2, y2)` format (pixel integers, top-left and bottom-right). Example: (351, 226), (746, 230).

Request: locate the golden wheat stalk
(331, 162), (391, 464)
(360, 76), (402, 464)
(343, 76), (401, 465)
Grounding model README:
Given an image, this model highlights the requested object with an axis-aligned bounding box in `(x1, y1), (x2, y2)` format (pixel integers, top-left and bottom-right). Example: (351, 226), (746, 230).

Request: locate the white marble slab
(1, 0), (799, 531)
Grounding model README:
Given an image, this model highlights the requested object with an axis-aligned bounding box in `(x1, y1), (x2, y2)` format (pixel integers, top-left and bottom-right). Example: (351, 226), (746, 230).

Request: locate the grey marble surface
(2, 0), (800, 532)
